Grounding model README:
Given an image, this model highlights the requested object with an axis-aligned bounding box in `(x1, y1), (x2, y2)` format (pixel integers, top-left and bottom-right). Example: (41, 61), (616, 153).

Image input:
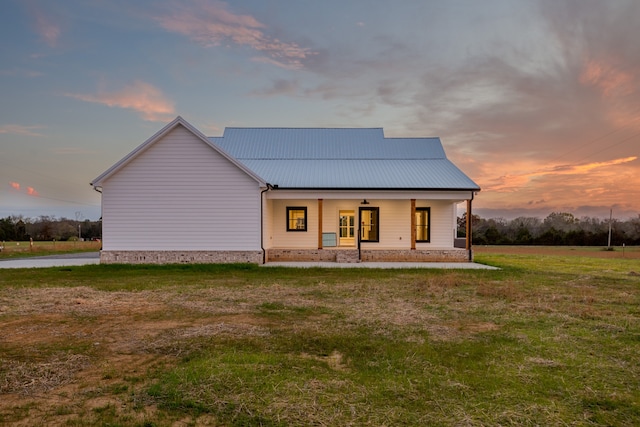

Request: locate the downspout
(260, 184), (273, 264)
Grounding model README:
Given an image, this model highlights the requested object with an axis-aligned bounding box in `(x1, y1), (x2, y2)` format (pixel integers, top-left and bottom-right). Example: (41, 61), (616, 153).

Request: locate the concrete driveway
(0, 252), (100, 269)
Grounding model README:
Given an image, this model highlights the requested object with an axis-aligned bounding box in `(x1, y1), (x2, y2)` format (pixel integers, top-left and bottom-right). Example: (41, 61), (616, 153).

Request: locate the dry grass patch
(0, 353), (91, 396)
(0, 258), (639, 425)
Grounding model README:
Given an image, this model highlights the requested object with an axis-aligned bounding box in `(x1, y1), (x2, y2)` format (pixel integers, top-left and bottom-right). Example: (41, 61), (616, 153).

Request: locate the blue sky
(1, 0), (639, 221)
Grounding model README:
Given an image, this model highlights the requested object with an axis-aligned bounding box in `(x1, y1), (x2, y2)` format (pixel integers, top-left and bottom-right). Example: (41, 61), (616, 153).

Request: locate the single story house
(91, 116), (480, 264)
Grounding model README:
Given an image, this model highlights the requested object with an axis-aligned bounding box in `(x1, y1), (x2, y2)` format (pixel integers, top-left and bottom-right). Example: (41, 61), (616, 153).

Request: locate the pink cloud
(577, 58), (640, 132)
(483, 156), (638, 193)
(27, 2), (61, 47)
(66, 81), (175, 122)
(474, 154), (640, 217)
(580, 59), (636, 98)
(8, 181), (39, 197)
(156, 1), (315, 69)
(0, 124), (44, 137)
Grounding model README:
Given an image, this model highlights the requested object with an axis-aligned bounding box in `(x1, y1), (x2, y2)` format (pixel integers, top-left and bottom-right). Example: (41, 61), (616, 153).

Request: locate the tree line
(0, 215), (102, 242)
(459, 212), (640, 246)
(2, 211), (639, 246)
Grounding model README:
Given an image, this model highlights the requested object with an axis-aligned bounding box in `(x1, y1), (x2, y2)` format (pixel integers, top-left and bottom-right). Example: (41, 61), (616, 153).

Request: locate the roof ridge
(237, 157), (446, 160)
(385, 136), (440, 140)
(223, 127), (384, 129)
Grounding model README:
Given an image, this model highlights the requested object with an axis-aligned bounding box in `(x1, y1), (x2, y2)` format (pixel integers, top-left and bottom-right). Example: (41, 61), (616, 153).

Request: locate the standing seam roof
(208, 128), (480, 191)
(211, 128), (445, 159)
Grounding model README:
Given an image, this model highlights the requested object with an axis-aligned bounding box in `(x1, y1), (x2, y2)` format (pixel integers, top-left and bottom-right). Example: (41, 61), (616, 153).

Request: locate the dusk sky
(1, 0), (639, 221)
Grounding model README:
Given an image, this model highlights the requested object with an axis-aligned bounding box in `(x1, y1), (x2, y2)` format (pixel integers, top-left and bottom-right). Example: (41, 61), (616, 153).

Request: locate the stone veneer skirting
(266, 248), (471, 263)
(100, 248), (471, 264)
(267, 249), (338, 263)
(100, 250), (263, 264)
(360, 249), (470, 262)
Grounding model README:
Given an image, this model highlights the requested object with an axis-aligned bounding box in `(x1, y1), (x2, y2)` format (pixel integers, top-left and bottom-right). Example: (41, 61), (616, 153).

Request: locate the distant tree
(483, 226), (508, 244)
(536, 227), (565, 245)
(511, 217), (542, 238)
(58, 219), (78, 241)
(565, 229), (588, 246)
(86, 219), (103, 240)
(514, 226), (533, 245)
(630, 215), (640, 241)
(15, 219), (28, 240)
(465, 212), (640, 246)
(32, 216), (55, 240)
(457, 213), (481, 237)
(543, 212), (577, 232)
(0, 217), (14, 240)
(615, 215), (640, 245)
(0, 216), (101, 242)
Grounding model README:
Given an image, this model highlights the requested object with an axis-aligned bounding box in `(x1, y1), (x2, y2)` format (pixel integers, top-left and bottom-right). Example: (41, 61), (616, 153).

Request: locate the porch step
(336, 250), (360, 263)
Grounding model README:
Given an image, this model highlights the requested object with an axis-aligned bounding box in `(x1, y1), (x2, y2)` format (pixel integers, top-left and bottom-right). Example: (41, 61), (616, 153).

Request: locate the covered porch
(262, 190), (475, 263)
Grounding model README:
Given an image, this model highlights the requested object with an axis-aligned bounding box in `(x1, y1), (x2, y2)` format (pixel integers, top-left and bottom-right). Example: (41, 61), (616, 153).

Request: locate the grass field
(0, 247), (639, 426)
(475, 244), (640, 259)
(0, 240), (101, 259)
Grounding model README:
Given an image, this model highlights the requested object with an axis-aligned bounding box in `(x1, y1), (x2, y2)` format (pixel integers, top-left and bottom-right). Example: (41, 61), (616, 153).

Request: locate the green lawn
(0, 240), (101, 258)
(0, 250), (639, 426)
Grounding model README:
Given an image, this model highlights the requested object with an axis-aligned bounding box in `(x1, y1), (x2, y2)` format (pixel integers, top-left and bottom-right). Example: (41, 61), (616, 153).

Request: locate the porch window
(415, 207), (431, 242)
(286, 207), (307, 231)
(360, 207), (379, 242)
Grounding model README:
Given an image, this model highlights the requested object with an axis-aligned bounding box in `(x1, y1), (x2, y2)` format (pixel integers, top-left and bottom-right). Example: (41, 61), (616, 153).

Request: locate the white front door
(339, 210), (355, 246)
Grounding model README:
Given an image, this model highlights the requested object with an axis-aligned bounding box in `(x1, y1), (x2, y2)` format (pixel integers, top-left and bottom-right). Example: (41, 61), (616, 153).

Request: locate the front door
(339, 210), (355, 246)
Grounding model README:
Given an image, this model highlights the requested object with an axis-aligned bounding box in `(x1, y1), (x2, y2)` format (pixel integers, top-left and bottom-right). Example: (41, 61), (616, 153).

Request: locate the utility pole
(607, 208), (612, 249)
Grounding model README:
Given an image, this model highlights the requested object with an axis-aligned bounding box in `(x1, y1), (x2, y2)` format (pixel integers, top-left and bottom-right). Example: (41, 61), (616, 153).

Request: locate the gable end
(91, 116), (266, 188)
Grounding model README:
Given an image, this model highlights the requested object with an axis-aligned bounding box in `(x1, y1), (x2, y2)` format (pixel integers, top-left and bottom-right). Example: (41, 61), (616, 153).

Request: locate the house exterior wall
(416, 200), (455, 248)
(266, 197), (457, 250)
(262, 197), (274, 250)
(269, 199), (319, 248)
(101, 125), (262, 252)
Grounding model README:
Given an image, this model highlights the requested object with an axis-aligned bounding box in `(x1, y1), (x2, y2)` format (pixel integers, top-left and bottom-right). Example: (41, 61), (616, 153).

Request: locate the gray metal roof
(209, 128), (480, 190)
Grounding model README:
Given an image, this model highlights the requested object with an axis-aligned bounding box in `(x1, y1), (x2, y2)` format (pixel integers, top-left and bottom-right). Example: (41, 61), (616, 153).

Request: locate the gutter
(266, 186), (481, 192)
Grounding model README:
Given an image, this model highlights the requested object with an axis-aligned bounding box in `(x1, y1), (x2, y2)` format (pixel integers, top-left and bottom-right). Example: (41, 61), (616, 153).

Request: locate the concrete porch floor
(262, 261), (499, 269)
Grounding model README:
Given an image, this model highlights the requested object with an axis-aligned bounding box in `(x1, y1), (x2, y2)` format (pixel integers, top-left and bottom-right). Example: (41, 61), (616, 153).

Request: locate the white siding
(270, 199), (319, 248)
(102, 126), (261, 251)
(266, 198), (456, 249)
(416, 200), (454, 248)
(263, 198), (274, 249)
(373, 200), (409, 249)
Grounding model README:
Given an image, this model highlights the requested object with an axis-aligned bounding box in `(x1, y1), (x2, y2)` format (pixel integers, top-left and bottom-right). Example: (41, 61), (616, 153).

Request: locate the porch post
(410, 199), (416, 250)
(466, 197), (473, 260)
(318, 199), (323, 249)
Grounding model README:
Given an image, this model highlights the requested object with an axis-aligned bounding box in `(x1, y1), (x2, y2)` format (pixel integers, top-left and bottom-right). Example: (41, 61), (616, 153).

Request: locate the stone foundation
(100, 250), (263, 265)
(360, 249), (470, 262)
(266, 248), (337, 262)
(100, 248), (471, 265)
(266, 248), (471, 263)
(335, 250), (360, 263)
